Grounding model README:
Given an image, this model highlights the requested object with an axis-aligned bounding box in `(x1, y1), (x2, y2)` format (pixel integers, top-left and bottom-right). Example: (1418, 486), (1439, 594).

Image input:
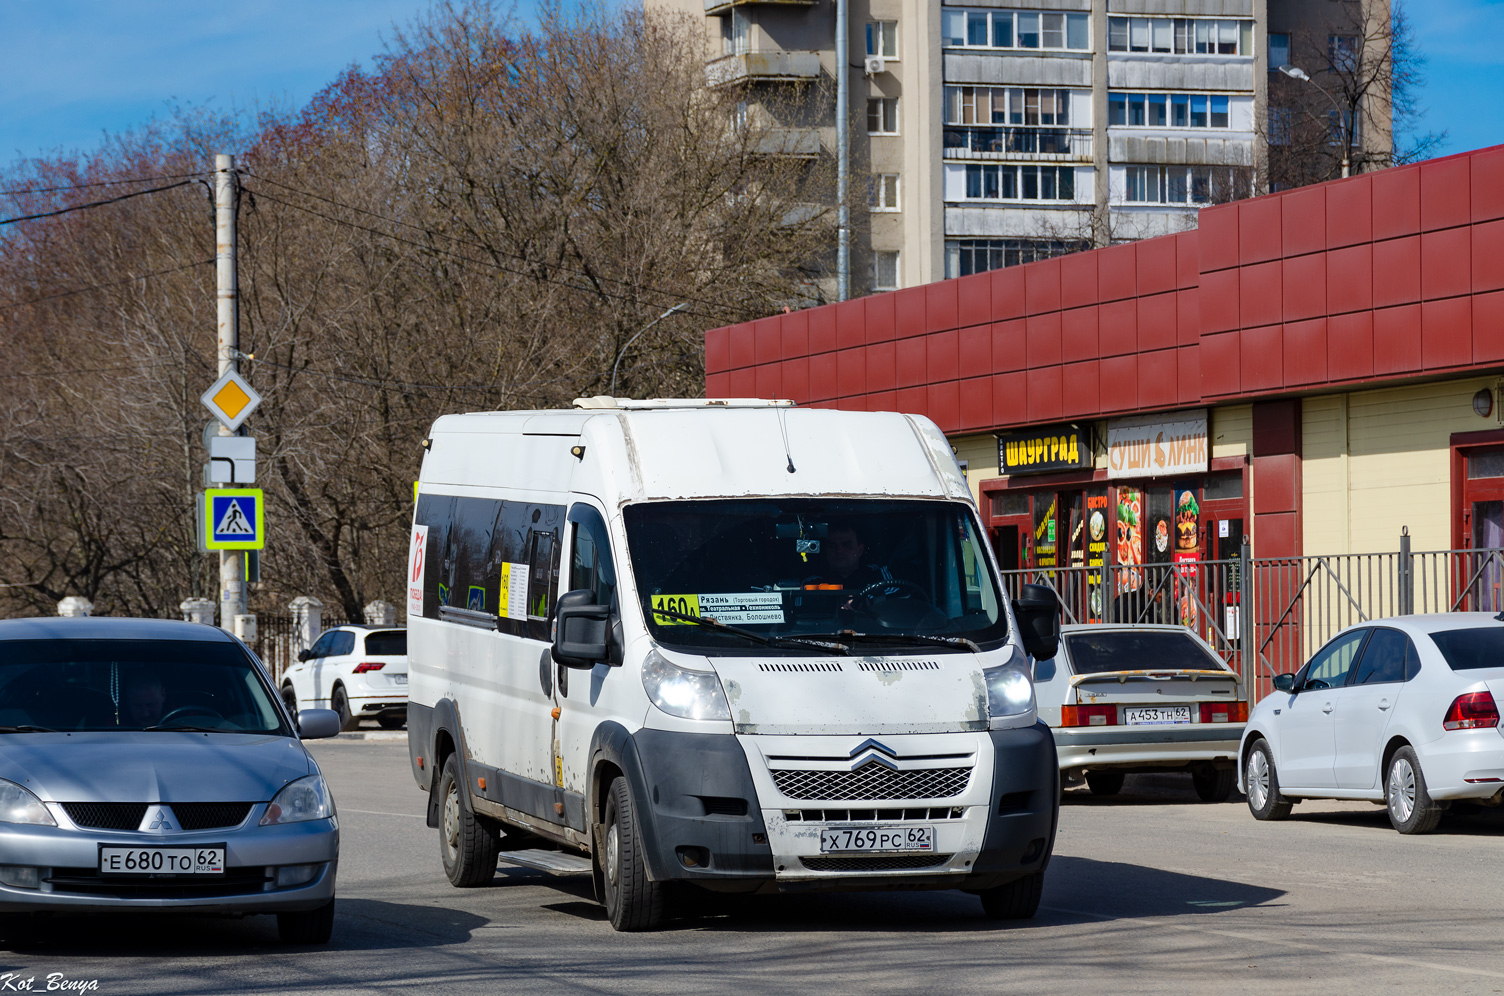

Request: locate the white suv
(281, 625), (408, 731)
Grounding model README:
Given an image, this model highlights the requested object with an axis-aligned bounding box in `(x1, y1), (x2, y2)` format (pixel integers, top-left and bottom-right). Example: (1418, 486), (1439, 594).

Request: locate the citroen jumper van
(405, 398), (1061, 931)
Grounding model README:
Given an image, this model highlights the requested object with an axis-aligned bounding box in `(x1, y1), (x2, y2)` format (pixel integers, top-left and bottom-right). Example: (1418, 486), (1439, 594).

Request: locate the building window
(867, 97), (898, 135)
(722, 8), (751, 56)
(1108, 17), (1251, 56)
(957, 163), (1076, 202)
(870, 174), (900, 211)
(1120, 165), (1252, 205)
(1329, 34), (1358, 72)
(1328, 108), (1362, 147)
(945, 86), (1072, 127)
(942, 9), (1089, 51)
(872, 251), (900, 291)
(1109, 92), (1235, 130)
(866, 20), (897, 59)
(1268, 32), (1290, 70)
(944, 239), (1087, 279)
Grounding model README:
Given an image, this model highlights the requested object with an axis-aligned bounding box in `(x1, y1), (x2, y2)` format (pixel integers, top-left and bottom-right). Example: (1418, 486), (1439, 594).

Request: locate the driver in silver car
(122, 672), (167, 728)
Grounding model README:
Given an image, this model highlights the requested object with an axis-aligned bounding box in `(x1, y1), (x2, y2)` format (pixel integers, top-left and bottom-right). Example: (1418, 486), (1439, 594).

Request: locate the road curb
(330, 730), (408, 742)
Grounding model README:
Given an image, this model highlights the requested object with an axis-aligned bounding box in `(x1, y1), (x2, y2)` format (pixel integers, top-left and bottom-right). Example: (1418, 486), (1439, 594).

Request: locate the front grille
(784, 807), (965, 822)
(60, 802), (252, 832)
(771, 764), (972, 801)
(172, 803), (253, 831)
(46, 867), (270, 899)
(800, 854), (951, 872)
(61, 803), (147, 830)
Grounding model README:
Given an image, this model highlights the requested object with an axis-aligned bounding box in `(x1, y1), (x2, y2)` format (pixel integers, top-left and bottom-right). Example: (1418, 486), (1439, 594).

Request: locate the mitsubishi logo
(847, 738), (899, 771)
(140, 806), (176, 834)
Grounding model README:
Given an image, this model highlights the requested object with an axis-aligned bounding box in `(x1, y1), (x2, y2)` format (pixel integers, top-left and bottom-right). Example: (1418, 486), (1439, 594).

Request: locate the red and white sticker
(408, 524), (429, 618)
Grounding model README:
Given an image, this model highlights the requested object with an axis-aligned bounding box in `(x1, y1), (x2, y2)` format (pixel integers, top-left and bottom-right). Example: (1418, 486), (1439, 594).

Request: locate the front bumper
(1053, 724), (1243, 771)
(0, 812), (338, 913)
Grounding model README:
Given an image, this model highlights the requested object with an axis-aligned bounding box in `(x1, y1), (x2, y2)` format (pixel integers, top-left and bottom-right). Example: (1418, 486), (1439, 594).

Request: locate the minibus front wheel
(601, 776), (666, 931)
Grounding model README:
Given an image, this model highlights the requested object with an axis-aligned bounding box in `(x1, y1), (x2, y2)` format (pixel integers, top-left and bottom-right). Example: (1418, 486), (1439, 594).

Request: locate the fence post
(1398, 526), (1414, 616)
(363, 600), (397, 626)
(1239, 537), (1254, 705)
(289, 596), (324, 657)
(57, 596), (93, 617)
(180, 598), (216, 626)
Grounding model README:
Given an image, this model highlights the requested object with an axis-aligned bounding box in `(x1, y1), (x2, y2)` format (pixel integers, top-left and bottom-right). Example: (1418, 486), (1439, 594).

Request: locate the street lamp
(609, 302), (690, 396)
(1277, 64), (1351, 179)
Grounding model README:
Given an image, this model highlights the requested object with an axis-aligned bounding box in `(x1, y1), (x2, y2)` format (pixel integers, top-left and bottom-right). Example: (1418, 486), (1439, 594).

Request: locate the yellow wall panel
(952, 433), (1000, 507)
(1211, 405), (1252, 459)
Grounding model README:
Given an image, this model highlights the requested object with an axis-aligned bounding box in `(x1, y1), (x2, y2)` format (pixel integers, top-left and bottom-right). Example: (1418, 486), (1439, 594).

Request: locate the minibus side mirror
(1272, 673), (1295, 692)
(553, 589), (612, 669)
(1012, 584), (1061, 662)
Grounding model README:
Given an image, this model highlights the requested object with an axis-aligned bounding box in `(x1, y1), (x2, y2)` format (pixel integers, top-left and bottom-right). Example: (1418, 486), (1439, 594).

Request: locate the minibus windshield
(624, 499), (1008, 653)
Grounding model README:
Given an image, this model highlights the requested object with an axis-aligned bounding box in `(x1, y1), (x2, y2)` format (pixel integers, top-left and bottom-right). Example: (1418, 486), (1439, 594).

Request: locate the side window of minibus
(568, 504), (616, 608)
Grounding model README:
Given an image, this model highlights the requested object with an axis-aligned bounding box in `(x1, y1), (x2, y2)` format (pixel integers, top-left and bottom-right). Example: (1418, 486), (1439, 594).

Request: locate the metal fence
(248, 614), (347, 684)
(1003, 534), (1504, 704)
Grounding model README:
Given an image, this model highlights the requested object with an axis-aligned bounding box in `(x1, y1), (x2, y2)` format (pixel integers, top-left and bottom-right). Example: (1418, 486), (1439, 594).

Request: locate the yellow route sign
(200, 370), (262, 432)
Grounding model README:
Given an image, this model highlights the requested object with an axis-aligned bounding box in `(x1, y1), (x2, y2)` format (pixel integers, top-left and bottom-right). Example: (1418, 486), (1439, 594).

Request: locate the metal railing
(943, 126), (1093, 159)
(247, 614), (348, 684)
(1002, 533), (1504, 705)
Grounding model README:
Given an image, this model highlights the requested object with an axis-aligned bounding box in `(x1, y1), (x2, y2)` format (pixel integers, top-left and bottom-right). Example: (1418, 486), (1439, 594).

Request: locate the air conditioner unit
(864, 56), (886, 76)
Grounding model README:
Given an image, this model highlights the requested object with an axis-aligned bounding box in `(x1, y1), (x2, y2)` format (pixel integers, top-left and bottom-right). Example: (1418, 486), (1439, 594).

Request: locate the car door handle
(1378, 699), (1390, 710)
(1322, 703), (1333, 714)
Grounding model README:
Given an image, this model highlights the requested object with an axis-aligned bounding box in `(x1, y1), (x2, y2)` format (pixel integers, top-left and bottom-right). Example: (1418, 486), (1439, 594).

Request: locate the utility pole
(215, 153), (244, 632)
(835, 0), (850, 302)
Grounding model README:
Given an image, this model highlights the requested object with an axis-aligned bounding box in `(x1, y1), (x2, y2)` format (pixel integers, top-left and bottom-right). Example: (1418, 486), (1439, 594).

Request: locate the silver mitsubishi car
(0, 617), (341, 944)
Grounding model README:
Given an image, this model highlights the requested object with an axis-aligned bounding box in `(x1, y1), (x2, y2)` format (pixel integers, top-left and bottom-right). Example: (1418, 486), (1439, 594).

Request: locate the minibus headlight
(0, 780), (54, 827)
(985, 665), (1035, 725)
(642, 650), (731, 722)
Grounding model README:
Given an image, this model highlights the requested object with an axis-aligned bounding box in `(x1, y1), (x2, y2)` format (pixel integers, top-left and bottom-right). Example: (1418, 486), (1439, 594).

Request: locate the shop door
(1459, 446), (1504, 612)
(986, 491), (1032, 595)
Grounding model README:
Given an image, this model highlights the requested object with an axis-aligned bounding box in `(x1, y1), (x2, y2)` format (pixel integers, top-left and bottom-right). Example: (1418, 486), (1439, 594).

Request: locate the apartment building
(653, 0), (1387, 295)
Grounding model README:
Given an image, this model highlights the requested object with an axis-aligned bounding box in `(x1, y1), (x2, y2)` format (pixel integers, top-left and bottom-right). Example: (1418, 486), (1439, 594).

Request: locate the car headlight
(641, 649), (730, 721)
(0, 779), (54, 827)
(985, 665), (1035, 727)
(260, 774), (334, 826)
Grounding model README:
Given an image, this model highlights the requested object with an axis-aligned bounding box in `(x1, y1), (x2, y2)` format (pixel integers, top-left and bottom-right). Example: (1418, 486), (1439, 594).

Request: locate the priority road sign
(203, 488), (265, 550)
(201, 371), (262, 432)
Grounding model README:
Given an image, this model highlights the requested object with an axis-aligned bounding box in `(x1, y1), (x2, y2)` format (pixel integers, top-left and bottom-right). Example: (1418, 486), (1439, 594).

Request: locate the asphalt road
(6, 740), (1504, 995)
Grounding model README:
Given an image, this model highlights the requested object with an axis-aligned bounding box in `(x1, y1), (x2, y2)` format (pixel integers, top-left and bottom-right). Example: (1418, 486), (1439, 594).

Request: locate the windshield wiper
(142, 725), (223, 733)
(800, 631), (983, 654)
(650, 607), (850, 655)
(0, 725), (57, 733)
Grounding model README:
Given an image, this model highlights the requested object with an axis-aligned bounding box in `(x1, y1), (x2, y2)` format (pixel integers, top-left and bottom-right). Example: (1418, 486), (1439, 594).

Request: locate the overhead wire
(0, 180), (198, 227)
(0, 171), (208, 197)
(240, 174), (757, 321)
(0, 258), (214, 313)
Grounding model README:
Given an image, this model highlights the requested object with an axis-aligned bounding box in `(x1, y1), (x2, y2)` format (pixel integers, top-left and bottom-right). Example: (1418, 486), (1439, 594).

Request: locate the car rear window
(1427, 627), (1504, 671)
(364, 631), (406, 656)
(1063, 630), (1224, 675)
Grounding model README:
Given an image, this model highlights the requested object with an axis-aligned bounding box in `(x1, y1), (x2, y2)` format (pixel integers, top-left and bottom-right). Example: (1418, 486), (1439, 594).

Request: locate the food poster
(1084, 491), (1109, 622)
(1171, 483), (1202, 628)
(1033, 493), (1058, 572)
(1067, 493), (1085, 570)
(1114, 487), (1143, 596)
(1064, 492), (1086, 622)
(1146, 488), (1174, 565)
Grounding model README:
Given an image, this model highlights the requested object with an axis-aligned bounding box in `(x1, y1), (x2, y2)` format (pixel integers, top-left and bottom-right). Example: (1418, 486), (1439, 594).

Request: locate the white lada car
(1241, 614), (1504, 834)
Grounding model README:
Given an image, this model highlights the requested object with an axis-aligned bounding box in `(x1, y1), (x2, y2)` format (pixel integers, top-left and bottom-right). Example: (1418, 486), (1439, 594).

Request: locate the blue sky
(0, 0), (1501, 166)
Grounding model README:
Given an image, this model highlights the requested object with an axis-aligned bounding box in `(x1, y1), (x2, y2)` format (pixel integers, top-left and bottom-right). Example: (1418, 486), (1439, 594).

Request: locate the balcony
(756, 127), (823, 157)
(708, 50), (823, 86)
(943, 127), (1093, 161)
(705, 0), (815, 13)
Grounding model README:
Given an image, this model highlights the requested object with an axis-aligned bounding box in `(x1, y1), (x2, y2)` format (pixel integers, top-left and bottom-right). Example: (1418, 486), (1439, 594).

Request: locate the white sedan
(1038, 625), (1248, 801)
(1240, 613), (1504, 834)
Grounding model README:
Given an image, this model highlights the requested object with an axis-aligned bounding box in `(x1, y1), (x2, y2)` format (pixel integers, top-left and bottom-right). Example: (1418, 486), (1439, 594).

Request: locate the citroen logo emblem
(847, 738), (900, 770)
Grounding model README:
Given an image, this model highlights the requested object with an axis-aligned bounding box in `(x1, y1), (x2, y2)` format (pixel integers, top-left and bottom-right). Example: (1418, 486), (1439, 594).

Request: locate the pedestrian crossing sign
(203, 488), (265, 550)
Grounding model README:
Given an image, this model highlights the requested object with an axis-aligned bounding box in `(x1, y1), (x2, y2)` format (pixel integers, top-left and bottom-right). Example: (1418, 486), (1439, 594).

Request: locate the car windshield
(1428, 627), (1504, 671)
(1064, 630), (1225, 675)
(623, 498), (1007, 653)
(0, 639), (289, 734)
(365, 631), (406, 656)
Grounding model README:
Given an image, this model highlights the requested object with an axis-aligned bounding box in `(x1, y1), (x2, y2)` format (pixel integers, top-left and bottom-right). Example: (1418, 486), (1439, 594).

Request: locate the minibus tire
(602, 776), (665, 931)
(979, 871), (1043, 920)
(439, 755), (499, 887)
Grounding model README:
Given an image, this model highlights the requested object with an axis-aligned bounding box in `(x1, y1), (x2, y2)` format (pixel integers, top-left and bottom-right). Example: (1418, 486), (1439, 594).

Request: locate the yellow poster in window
(650, 594), (701, 625)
